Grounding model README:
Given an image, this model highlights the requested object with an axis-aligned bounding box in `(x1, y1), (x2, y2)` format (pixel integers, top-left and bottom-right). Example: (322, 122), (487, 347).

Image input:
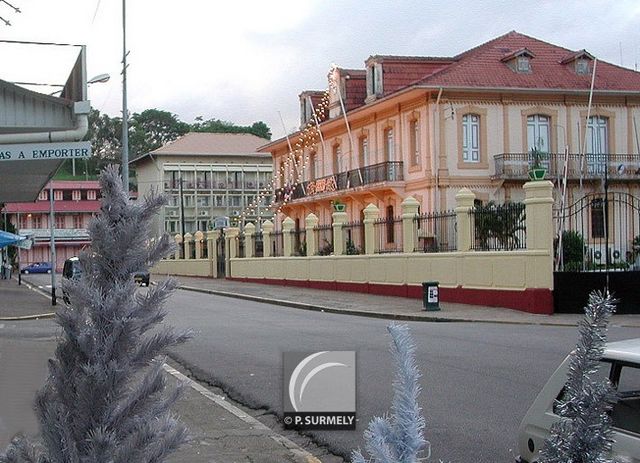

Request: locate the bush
(561, 231), (585, 269)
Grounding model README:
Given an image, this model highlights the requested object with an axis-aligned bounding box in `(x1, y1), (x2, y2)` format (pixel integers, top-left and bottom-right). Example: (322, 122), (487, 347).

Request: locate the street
(18, 273), (640, 462)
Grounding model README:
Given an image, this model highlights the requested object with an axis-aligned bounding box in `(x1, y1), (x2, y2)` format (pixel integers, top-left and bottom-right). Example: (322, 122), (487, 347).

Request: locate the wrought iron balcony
(493, 153), (640, 181)
(276, 161), (404, 202)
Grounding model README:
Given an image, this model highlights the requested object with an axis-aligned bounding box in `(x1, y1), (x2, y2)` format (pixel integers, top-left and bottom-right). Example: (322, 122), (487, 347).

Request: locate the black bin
(422, 281), (440, 311)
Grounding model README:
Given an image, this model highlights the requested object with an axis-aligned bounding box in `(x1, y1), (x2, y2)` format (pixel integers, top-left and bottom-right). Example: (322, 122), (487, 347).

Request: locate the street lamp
(87, 73), (110, 85)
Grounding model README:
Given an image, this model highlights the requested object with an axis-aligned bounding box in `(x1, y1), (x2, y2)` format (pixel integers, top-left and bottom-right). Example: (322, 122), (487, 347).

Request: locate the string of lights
(239, 66), (342, 225)
(0, 0), (20, 26)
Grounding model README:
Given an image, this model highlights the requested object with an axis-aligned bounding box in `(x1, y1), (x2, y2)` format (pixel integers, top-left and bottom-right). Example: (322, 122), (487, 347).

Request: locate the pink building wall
(4, 181), (101, 271)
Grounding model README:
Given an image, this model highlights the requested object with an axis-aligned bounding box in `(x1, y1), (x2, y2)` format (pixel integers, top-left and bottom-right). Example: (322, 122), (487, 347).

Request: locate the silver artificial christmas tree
(539, 290), (618, 463)
(1, 166), (190, 463)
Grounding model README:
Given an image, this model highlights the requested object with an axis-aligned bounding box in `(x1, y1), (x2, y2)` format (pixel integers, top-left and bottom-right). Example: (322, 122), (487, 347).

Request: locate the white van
(517, 338), (640, 462)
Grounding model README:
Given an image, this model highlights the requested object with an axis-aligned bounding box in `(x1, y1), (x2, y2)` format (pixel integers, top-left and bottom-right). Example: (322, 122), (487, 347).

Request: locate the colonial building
(4, 180), (101, 270)
(260, 31), (640, 230)
(131, 132), (273, 237)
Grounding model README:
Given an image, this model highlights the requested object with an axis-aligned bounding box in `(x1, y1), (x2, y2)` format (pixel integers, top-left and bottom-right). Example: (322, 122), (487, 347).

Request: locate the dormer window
(576, 59), (589, 75)
(516, 56), (530, 73)
(501, 48), (535, 74)
(560, 49), (595, 76)
(366, 61), (383, 100)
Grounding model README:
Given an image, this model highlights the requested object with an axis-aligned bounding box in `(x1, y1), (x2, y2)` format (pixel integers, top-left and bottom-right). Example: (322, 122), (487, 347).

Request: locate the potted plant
(528, 147), (547, 181)
(332, 199), (346, 212)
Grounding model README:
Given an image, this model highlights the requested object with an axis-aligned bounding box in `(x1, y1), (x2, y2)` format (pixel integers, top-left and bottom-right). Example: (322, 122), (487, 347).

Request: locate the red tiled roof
(343, 71), (367, 111)
(416, 31), (640, 91)
(382, 60), (453, 96)
(49, 180), (100, 189)
(4, 201), (101, 213)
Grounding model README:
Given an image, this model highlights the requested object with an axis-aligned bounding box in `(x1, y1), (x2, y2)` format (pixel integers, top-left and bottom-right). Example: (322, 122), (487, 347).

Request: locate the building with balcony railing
(131, 132), (273, 236)
(4, 180), (101, 270)
(260, 31), (640, 229)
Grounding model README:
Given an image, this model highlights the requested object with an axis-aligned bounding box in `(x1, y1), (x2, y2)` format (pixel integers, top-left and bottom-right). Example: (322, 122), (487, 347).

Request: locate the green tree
(191, 118), (271, 140)
(129, 109), (190, 159)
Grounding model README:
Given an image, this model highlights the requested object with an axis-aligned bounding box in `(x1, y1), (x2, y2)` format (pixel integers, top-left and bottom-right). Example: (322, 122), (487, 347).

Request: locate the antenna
(619, 42), (623, 67)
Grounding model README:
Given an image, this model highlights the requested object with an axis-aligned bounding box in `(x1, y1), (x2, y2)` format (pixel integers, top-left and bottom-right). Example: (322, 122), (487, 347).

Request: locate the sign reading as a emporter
(0, 141), (91, 161)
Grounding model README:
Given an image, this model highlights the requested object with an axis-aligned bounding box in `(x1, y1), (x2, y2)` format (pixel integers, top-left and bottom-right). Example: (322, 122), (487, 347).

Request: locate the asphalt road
(162, 287), (640, 463)
(21, 274), (640, 462)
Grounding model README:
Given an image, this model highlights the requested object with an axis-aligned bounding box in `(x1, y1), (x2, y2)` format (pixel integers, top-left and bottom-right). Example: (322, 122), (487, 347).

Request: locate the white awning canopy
(0, 44), (89, 203)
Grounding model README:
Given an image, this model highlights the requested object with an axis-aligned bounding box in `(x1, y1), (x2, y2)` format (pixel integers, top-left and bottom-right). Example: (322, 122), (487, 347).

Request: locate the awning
(0, 230), (26, 249)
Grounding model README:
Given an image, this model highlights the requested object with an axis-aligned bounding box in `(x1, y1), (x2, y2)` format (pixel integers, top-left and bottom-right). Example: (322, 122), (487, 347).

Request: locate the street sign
(0, 141), (91, 161)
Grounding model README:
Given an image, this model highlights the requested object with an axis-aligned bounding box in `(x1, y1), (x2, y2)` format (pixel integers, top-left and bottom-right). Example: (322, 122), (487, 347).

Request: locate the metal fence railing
(342, 221), (364, 255)
(271, 231), (284, 257)
(374, 216), (403, 253)
(254, 231), (264, 257)
(238, 234), (245, 258)
(470, 202), (526, 251)
(315, 224), (334, 255)
(292, 229), (306, 256)
(413, 210), (457, 252)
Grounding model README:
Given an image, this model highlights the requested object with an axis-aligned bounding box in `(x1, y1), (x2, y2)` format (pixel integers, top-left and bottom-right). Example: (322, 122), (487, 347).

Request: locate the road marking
(162, 363), (322, 463)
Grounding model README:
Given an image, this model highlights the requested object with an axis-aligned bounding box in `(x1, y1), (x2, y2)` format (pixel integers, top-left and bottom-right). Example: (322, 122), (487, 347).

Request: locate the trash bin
(422, 281), (440, 311)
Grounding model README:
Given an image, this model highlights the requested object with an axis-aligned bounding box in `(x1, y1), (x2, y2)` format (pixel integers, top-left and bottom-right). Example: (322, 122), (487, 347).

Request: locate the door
(527, 114), (551, 169)
(586, 116), (608, 175)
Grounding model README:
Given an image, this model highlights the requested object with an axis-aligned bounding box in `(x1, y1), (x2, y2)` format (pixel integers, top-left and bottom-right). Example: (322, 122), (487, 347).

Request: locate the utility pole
(121, 0), (129, 191)
(179, 176), (186, 243)
(49, 183), (57, 305)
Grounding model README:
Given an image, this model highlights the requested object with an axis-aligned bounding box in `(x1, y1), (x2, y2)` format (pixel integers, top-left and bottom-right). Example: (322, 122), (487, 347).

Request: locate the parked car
(134, 270), (150, 287)
(61, 257), (83, 303)
(21, 262), (52, 274)
(516, 338), (640, 462)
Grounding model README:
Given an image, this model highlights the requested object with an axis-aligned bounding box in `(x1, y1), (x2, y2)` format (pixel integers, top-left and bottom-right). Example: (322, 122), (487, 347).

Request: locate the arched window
(409, 119), (420, 166)
(384, 128), (394, 162)
(309, 151), (316, 180)
(462, 114), (480, 163)
(332, 144), (342, 174)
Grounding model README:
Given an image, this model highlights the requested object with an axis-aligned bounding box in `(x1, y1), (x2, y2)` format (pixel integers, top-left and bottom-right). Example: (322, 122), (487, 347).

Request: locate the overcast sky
(1, 0), (639, 140)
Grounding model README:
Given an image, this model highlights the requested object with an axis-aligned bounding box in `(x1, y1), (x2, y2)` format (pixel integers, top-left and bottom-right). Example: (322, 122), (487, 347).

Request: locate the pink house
(4, 181), (101, 271)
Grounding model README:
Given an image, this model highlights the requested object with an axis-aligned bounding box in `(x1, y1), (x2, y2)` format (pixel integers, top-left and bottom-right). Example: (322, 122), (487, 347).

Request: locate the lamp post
(121, 0), (130, 191)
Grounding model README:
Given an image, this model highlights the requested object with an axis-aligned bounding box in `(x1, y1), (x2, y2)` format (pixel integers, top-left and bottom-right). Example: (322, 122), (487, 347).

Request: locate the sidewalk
(0, 278), (54, 320)
(164, 275), (640, 328)
(1, 279), (328, 462)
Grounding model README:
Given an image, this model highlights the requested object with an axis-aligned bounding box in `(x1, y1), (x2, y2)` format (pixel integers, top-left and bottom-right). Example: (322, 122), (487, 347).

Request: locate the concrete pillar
(244, 223), (256, 258)
(332, 211), (348, 255)
(174, 234), (183, 259)
(225, 227), (240, 277)
(282, 217), (295, 257)
(363, 203), (380, 255)
(455, 188), (476, 252)
(183, 233), (193, 260)
(401, 196), (420, 253)
(194, 231), (204, 259)
(305, 213), (319, 256)
(262, 220), (274, 258)
(524, 180), (554, 252)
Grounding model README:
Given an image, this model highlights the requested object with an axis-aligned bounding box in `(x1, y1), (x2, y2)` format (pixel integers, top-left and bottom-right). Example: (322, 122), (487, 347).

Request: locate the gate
(553, 192), (640, 313)
(216, 230), (226, 278)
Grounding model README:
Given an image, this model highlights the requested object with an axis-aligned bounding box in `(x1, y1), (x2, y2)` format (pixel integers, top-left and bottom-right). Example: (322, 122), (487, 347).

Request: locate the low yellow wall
(230, 250), (553, 291)
(153, 259), (213, 277)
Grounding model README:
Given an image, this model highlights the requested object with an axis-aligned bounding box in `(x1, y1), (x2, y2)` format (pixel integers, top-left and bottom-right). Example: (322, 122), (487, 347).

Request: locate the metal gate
(553, 192), (640, 313)
(216, 230), (226, 278)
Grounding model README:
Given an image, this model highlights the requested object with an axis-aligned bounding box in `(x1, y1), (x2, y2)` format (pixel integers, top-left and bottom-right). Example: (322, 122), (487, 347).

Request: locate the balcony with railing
(493, 153), (640, 181)
(276, 161), (403, 203)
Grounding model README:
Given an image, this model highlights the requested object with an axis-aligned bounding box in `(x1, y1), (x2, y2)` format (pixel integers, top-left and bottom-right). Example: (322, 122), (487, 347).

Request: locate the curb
(175, 284), (583, 327)
(163, 363), (322, 463)
(0, 278), (56, 321)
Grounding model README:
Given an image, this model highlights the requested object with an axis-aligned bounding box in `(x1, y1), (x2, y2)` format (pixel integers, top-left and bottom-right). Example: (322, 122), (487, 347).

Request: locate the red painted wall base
(227, 277), (554, 315)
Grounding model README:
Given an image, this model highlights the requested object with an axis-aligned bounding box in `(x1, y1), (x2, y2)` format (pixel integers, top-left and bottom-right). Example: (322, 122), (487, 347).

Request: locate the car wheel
(24, 270), (29, 274)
